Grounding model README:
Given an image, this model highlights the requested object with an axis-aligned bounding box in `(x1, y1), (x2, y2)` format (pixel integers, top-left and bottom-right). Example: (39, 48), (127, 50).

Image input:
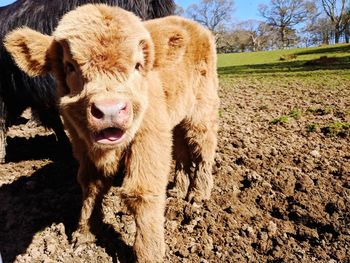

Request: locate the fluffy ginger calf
(5, 4), (219, 262)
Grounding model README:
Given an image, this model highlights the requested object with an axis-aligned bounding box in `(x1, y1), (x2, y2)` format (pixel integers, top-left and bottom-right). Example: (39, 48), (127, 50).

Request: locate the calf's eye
(65, 62), (76, 74)
(135, 62), (142, 71)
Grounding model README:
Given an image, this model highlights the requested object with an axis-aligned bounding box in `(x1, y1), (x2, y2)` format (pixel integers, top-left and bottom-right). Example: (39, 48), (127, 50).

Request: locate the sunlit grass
(218, 44), (350, 67)
(217, 44), (350, 79)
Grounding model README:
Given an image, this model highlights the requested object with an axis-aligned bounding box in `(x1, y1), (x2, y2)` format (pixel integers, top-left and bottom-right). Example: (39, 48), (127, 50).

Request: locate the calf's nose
(90, 99), (130, 127)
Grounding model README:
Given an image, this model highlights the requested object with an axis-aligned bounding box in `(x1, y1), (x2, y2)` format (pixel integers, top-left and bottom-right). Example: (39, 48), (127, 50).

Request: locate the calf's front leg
(126, 194), (166, 263)
(123, 129), (171, 262)
(72, 160), (112, 246)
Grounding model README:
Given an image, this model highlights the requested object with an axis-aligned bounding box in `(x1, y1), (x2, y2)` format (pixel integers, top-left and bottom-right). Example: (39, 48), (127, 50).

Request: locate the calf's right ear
(4, 27), (53, 77)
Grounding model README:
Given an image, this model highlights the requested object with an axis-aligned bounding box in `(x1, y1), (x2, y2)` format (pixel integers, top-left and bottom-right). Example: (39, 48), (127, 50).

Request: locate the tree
(236, 20), (275, 51)
(321, 0), (350, 43)
(344, 7), (350, 42)
(215, 21), (277, 53)
(304, 16), (334, 44)
(174, 4), (184, 16)
(186, 0), (235, 36)
(216, 30), (250, 53)
(259, 0), (316, 48)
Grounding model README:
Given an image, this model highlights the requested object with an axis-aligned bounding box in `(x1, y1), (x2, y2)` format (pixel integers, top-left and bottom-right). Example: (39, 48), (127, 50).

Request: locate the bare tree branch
(186, 0), (235, 34)
(259, 0), (315, 48)
(321, 0), (350, 42)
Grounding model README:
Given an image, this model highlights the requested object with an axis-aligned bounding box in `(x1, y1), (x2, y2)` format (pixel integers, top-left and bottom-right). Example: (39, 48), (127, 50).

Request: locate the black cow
(0, 0), (175, 162)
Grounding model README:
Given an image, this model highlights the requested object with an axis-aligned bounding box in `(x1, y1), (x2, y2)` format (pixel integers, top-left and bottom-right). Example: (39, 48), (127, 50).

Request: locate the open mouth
(92, 127), (125, 145)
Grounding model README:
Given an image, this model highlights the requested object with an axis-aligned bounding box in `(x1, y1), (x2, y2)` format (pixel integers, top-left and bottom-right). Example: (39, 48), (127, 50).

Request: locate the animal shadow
(5, 133), (71, 163)
(0, 140), (133, 262)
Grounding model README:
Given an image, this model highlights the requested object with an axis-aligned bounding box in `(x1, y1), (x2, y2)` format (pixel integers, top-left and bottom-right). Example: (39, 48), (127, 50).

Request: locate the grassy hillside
(217, 44), (350, 78)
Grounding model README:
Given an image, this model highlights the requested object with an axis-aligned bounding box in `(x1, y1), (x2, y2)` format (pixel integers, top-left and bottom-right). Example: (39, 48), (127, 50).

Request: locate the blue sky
(0, 0), (267, 21)
(175, 0), (267, 21)
(0, 0), (14, 6)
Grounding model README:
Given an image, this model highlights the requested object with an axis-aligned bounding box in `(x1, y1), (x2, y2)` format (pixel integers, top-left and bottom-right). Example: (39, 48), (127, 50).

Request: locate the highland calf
(0, 0), (174, 163)
(4, 4), (219, 262)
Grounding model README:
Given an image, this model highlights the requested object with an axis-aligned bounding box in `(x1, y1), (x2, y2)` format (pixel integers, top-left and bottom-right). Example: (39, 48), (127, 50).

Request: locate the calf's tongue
(102, 128), (123, 141)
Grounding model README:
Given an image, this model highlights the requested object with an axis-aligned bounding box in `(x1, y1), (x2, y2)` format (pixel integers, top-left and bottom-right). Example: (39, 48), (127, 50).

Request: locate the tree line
(177, 0), (350, 52)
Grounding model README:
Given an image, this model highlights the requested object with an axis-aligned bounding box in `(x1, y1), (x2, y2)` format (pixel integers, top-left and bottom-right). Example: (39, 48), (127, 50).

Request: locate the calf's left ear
(4, 27), (53, 77)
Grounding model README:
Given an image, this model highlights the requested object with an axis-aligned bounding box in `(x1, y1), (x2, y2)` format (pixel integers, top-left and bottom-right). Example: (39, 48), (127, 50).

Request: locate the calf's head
(4, 4), (154, 150)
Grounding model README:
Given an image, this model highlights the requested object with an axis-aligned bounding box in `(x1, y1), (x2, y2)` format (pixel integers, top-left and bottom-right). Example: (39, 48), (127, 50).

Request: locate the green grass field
(217, 44), (350, 79)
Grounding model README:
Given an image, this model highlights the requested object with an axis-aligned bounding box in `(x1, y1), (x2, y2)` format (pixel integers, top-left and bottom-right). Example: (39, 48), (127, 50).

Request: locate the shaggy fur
(5, 4), (219, 262)
(0, 0), (174, 163)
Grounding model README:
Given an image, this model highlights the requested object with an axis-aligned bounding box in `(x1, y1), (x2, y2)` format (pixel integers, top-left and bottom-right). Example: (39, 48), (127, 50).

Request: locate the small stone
(267, 221), (277, 236)
(310, 150), (320, 158)
(232, 235), (240, 241)
(242, 224), (254, 237)
(260, 232), (268, 242)
(298, 225), (319, 239)
(191, 202), (201, 213)
(184, 223), (195, 233)
(124, 221), (136, 234)
(270, 148), (278, 156)
(166, 220), (178, 232)
(262, 181), (272, 189)
(226, 165), (234, 173)
(248, 171), (262, 182)
(46, 243), (56, 254)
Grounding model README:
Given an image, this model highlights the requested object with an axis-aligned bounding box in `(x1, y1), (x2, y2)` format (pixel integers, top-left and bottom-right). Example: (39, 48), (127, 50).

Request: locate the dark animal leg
(0, 97), (7, 163)
(34, 107), (71, 157)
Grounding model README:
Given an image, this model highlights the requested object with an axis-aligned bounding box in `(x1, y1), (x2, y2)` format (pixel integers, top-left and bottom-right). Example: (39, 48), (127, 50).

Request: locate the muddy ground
(0, 76), (349, 263)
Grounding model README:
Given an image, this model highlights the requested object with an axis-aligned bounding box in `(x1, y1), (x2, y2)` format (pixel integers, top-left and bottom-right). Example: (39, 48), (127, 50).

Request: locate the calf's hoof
(72, 229), (96, 247)
(186, 189), (210, 203)
(167, 187), (187, 200)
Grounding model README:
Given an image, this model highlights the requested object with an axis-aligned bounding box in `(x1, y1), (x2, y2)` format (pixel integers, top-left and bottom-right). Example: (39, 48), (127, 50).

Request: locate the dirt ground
(0, 77), (349, 263)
